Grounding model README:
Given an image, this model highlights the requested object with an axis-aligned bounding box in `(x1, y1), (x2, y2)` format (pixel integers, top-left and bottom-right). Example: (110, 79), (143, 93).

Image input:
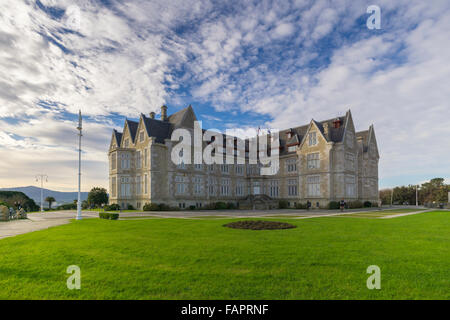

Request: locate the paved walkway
(0, 206), (431, 240)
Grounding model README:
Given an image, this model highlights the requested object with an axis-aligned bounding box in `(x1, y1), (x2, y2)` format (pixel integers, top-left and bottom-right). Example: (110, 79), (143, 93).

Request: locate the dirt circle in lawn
(223, 220), (296, 230)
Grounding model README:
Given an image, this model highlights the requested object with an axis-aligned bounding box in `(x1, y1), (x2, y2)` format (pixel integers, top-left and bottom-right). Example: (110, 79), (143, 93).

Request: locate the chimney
(149, 112), (155, 119)
(161, 105), (168, 121)
(333, 118), (341, 128)
(323, 122), (329, 137)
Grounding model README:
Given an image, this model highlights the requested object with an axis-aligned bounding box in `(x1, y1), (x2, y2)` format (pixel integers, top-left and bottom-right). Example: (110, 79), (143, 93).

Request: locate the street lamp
(35, 174), (48, 213)
(76, 110), (83, 220)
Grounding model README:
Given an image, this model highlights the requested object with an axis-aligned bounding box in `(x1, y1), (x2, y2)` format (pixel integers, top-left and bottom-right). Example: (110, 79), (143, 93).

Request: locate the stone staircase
(238, 194), (278, 210)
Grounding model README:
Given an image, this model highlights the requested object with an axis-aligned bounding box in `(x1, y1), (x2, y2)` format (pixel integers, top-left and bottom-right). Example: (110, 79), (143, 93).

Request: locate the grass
(335, 209), (427, 218)
(0, 211), (448, 299)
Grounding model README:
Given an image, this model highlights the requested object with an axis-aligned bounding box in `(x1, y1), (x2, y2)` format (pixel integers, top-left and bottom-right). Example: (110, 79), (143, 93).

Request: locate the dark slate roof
(142, 114), (171, 143)
(126, 119), (139, 143)
(286, 134), (301, 146)
(113, 130), (122, 147)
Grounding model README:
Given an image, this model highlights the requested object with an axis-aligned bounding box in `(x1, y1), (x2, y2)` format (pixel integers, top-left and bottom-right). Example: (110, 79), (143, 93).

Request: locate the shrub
(226, 202), (236, 209)
(347, 200), (363, 209)
(99, 212), (119, 220)
(57, 203), (77, 210)
(104, 203), (120, 211)
(278, 200), (288, 209)
(215, 202), (227, 210)
(143, 203), (159, 211)
(363, 201), (372, 208)
(328, 201), (340, 210)
(127, 204), (135, 210)
(189, 205), (196, 210)
(295, 202), (307, 209)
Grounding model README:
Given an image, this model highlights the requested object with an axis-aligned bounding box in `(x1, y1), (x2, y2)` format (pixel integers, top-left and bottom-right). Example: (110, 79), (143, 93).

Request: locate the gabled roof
(141, 114), (171, 143)
(125, 119), (139, 143)
(113, 129), (122, 147)
(168, 105), (197, 129)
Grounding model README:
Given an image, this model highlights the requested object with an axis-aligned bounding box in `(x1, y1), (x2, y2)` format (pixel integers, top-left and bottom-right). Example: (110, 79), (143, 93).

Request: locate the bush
(127, 204), (135, 210)
(363, 201), (372, 208)
(99, 212), (119, 220)
(226, 202), (236, 209)
(328, 201), (340, 210)
(347, 200), (363, 209)
(189, 205), (196, 210)
(295, 202), (307, 209)
(104, 203), (120, 211)
(278, 200), (288, 209)
(143, 203), (159, 211)
(57, 203), (77, 210)
(215, 202), (227, 210)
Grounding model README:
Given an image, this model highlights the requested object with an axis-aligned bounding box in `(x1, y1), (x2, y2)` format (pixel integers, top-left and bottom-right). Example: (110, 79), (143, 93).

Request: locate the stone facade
(108, 106), (379, 209)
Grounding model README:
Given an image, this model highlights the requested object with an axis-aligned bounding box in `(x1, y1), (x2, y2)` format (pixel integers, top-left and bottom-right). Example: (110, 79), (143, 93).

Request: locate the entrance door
(253, 182), (260, 195)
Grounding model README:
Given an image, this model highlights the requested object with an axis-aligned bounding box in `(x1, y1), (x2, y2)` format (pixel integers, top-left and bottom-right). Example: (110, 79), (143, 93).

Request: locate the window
(136, 151), (141, 169)
(144, 174), (148, 194)
(139, 131), (144, 142)
(221, 164), (229, 173)
(136, 176), (141, 195)
(194, 164), (202, 170)
(288, 179), (298, 196)
(236, 181), (245, 196)
(124, 139), (129, 148)
(208, 177), (216, 195)
(307, 153), (320, 169)
(221, 179), (230, 196)
(269, 180), (279, 198)
(346, 153), (355, 170)
(346, 131), (354, 148)
(111, 153), (116, 170)
(111, 177), (116, 197)
(208, 164), (214, 172)
(288, 145), (297, 152)
(307, 175), (321, 197)
(345, 175), (356, 197)
(236, 164), (244, 175)
(286, 158), (297, 172)
(193, 177), (202, 195)
(175, 176), (188, 194)
(144, 148), (148, 167)
(308, 132), (317, 146)
(120, 177), (131, 198)
(120, 153), (130, 169)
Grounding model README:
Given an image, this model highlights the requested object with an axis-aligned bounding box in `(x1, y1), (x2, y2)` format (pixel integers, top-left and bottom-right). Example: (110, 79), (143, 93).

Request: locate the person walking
(340, 199), (345, 212)
(306, 200), (311, 211)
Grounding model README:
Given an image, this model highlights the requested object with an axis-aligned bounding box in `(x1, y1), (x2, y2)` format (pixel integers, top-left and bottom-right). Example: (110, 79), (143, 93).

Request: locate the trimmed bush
(226, 202), (236, 209)
(99, 212), (119, 220)
(295, 202), (307, 209)
(189, 205), (196, 210)
(363, 201), (372, 208)
(143, 203), (159, 211)
(127, 204), (135, 210)
(104, 204), (120, 211)
(328, 201), (340, 210)
(278, 200), (288, 209)
(347, 200), (363, 209)
(215, 202), (227, 210)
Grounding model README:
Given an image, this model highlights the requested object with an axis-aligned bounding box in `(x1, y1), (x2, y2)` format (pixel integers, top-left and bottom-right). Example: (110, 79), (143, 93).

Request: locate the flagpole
(76, 110), (83, 220)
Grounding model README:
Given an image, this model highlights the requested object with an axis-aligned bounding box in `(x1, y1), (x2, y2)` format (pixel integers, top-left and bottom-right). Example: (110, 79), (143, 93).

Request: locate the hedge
(99, 212), (119, 220)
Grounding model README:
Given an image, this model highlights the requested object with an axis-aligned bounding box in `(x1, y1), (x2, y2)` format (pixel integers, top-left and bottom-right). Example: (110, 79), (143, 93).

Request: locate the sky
(0, 0), (449, 191)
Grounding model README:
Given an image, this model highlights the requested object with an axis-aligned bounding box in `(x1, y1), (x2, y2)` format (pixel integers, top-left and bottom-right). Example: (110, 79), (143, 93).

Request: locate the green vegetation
(380, 177), (449, 206)
(99, 212), (119, 220)
(0, 211), (448, 299)
(0, 191), (39, 212)
(45, 196), (56, 209)
(87, 187), (109, 208)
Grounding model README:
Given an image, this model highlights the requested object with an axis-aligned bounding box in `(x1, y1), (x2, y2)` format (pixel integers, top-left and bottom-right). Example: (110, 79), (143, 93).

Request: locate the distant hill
(0, 186), (88, 206)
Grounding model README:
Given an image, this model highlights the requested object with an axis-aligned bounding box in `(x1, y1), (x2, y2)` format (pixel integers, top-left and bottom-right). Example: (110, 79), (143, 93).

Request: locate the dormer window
(308, 132), (317, 146)
(124, 139), (129, 148)
(287, 146), (297, 152)
(139, 131), (144, 142)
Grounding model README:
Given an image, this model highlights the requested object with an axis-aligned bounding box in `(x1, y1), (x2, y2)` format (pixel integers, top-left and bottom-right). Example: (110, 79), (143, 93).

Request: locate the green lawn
(0, 211), (448, 299)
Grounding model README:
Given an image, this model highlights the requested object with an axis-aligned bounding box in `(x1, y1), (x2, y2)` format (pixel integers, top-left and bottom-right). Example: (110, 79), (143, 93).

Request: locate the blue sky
(0, 0), (449, 191)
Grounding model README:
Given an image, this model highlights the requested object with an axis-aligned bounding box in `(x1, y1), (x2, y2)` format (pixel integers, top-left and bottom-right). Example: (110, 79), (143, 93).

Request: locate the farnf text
(181, 304), (269, 317)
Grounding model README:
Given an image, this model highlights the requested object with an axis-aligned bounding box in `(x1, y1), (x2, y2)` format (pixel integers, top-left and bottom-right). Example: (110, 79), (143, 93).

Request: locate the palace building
(108, 105), (379, 209)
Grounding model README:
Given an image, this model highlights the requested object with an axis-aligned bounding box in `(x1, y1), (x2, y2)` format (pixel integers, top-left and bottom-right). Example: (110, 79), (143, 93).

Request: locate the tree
(87, 187), (108, 208)
(45, 196), (56, 209)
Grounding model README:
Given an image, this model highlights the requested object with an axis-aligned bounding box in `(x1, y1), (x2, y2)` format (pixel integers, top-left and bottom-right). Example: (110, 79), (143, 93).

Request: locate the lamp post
(416, 184), (419, 207)
(76, 110), (83, 220)
(35, 174), (48, 213)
